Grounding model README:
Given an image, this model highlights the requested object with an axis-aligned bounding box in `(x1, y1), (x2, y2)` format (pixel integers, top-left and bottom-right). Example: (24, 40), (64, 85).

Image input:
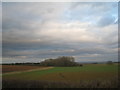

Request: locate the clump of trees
(40, 56), (82, 67)
(106, 61), (113, 65)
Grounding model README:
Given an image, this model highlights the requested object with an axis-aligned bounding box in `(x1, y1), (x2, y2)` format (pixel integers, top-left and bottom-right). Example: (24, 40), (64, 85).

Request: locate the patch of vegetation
(106, 61), (114, 65)
(2, 77), (118, 88)
(39, 56), (83, 67)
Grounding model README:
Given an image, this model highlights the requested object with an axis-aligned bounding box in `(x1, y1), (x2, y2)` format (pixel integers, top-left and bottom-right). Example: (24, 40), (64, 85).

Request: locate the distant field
(3, 64), (118, 81)
(2, 65), (50, 73)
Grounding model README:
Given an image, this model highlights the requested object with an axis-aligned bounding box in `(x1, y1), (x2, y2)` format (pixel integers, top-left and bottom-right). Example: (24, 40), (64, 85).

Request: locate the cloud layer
(2, 2), (118, 63)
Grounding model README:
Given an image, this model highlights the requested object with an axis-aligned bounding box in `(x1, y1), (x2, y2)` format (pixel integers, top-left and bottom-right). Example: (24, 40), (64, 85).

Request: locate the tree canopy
(40, 56), (81, 67)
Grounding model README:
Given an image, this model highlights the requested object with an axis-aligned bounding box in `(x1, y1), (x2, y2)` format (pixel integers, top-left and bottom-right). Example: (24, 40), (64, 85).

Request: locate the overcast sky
(2, 2), (118, 63)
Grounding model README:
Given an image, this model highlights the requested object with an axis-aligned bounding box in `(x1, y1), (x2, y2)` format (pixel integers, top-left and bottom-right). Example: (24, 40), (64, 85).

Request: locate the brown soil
(1, 65), (49, 73)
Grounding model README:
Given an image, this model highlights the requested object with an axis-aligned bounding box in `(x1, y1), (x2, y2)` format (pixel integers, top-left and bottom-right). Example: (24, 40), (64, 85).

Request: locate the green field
(2, 64), (119, 88)
(3, 64), (118, 82)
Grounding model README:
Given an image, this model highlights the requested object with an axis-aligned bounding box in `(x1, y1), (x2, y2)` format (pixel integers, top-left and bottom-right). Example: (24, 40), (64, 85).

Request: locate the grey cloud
(75, 54), (118, 62)
(3, 47), (118, 63)
(2, 2), (118, 63)
(97, 15), (116, 27)
(3, 46), (117, 58)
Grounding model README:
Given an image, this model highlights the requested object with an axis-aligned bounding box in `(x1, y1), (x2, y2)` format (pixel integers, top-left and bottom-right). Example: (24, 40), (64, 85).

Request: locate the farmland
(2, 64), (119, 88)
(2, 65), (51, 73)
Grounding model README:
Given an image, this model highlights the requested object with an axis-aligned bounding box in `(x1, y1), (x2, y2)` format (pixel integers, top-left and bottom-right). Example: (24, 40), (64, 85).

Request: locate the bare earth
(1, 65), (53, 75)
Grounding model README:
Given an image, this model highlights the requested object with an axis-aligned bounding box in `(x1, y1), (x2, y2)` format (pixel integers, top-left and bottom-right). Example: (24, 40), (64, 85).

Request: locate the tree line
(2, 56), (83, 67)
